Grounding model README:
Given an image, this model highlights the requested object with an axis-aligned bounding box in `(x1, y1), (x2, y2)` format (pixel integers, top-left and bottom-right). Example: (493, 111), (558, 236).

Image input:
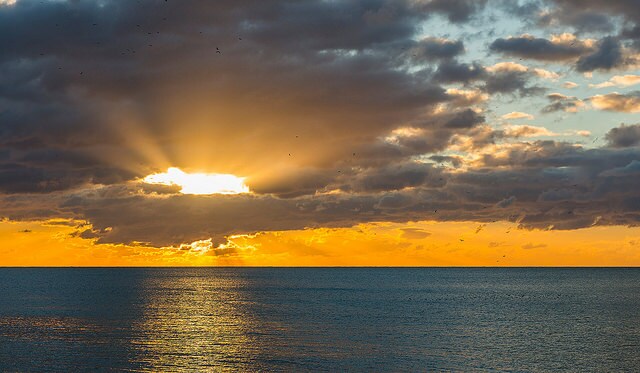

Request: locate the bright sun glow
(143, 167), (250, 195)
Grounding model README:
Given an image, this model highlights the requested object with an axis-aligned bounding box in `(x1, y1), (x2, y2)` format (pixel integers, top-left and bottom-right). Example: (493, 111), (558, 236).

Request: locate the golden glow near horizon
(143, 167), (250, 195)
(2, 218), (640, 267)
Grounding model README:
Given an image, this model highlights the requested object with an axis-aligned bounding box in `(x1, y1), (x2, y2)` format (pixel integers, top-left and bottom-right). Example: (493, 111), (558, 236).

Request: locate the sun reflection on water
(130, 271), (259, 370)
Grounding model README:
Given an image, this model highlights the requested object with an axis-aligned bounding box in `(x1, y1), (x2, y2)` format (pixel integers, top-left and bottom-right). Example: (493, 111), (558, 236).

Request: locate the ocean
(0, 268), (638, 371)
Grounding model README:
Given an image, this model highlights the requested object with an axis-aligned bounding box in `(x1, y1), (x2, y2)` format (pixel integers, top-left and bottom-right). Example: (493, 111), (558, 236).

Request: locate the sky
(1, 0), (640, 266)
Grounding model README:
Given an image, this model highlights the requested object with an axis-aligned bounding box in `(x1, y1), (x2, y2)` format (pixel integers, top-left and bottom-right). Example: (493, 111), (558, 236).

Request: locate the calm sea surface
(0, 268), (639, 372)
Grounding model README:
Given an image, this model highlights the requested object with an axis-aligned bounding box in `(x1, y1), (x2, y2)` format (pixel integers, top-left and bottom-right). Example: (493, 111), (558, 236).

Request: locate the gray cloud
(496, 196), (516, 208)
(541, 93), (584, 113)
(416, 0), (488, 23)
(600, 160), (640, 177)
(621, 25), (640, 50)
(483, 69), (546, 97)
(537, 9), (615, 33)
(490, 36), (589, 61)
(433, 61), (486, 84)
(576, 37), (625, 72)
(605, 123), (640, 148)
(409, 37), (465, 62)
(444, 109), (485, 128)
(530, 0), (638, 39)
(344, 162), (446, 193)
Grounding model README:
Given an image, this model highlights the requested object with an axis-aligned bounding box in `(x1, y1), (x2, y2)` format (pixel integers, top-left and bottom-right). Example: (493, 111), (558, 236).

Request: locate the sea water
(0, 268), (638, 371)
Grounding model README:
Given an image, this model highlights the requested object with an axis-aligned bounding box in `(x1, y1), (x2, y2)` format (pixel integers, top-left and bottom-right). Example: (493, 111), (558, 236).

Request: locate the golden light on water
(143, 167), (250, 195)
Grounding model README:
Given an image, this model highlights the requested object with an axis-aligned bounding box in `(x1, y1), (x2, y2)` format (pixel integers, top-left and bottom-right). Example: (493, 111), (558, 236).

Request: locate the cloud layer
(1, 0), (640, 247)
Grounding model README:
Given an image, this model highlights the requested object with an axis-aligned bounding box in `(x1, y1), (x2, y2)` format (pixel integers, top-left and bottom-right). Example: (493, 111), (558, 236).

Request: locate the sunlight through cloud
(143, 167), (250, 195)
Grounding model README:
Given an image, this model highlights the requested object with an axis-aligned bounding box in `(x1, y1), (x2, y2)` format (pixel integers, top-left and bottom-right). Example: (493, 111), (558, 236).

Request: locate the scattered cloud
(501, 112), (534, 120)
(590, 75), (640, 89)
(591, 92), (640, 113)
(502, 125), (555, 138)
(542, 93), (585, 113)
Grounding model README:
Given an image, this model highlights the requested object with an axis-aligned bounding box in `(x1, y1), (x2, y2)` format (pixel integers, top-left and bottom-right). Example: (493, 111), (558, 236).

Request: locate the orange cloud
(590, 75), (640, 88)
(501, 111), (534, 120)
(591, 92), (640, 113)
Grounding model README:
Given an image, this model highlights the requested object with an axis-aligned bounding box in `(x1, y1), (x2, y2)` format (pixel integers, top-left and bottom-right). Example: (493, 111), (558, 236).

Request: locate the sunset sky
(1, 0), (640, 266)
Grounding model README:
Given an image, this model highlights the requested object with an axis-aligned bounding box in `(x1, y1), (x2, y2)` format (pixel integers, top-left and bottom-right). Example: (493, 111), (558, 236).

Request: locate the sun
(143, 167), (250, 195)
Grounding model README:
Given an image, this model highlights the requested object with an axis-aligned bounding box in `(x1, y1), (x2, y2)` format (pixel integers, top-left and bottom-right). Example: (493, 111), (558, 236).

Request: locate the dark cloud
(483, 66), (546, 97)
(409, 37), (465, 62)
(345, 162), (445, 193)
(621, 25), (640, 50)
(444, 109), (485, 129)
(433, 61), (486, 84)
(545, 0), (640, 24)
(535, 1), (640, 61)
(416, 0), (488, 23)
(605, 123), (640, 148)
(248, 168), (336, 198)
(537, 10), (615, 33)
(541, 93), (584, 113)
(534, 0), (640, 37)
(496, 196), (516, 208)
(576, 37), (625, 72)
(600, 160), (640, 177)
(490, 35), (589, 61)
(429, 155), (464, 168)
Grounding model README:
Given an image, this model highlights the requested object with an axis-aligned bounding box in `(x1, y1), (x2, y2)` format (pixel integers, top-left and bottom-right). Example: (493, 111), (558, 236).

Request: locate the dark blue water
(0, 268), (639, 371)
